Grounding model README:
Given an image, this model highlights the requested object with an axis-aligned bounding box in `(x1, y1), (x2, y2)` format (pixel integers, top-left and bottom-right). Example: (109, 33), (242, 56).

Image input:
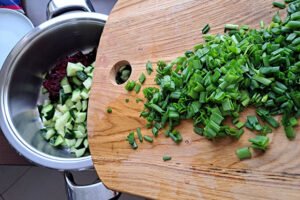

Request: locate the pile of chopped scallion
(124, 0), (300, 160)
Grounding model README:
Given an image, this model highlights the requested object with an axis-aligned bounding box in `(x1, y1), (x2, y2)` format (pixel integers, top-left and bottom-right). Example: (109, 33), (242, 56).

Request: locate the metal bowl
(0, 12), (106, 170)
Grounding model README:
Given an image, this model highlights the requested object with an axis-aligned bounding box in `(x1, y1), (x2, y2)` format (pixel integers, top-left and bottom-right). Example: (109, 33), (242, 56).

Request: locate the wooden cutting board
(88, 0), (300, 199)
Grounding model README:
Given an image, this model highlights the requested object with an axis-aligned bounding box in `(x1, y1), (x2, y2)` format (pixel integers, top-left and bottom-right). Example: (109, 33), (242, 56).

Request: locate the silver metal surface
(0, 12), (107, 170)
(47, 0), (95, 19)
(65, 172), (120, 200)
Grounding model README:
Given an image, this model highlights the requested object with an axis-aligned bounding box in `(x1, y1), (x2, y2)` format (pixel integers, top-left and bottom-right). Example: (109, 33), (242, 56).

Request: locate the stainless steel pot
(0, 0), (119, 199)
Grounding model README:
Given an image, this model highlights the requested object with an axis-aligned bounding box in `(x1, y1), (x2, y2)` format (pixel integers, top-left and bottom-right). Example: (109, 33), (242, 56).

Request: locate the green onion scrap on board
(125, 1), (300, 160)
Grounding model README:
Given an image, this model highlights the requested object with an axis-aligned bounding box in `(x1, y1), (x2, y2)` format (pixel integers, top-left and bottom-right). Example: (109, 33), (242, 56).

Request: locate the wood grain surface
(88, 0), (300, 199)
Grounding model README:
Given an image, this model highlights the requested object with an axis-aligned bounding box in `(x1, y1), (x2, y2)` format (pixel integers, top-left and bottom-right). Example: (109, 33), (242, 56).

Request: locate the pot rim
(0, 12), (107, 170)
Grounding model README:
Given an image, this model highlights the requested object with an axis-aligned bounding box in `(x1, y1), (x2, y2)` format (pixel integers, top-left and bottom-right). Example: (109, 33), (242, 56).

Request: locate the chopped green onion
(139, 73), (146, 84)
(107, 107), (112, 113)
(273, 1), (286, 9)
(236, 147), (252, 160)
(136, 98), (143, 103)
(144, 135), (153, 143)
(125, 80), (136, 91)
(249, 135), (269, 151)
(135, 83), (141, 94)
(163, 155), (172, 161)
(126, 132), (138, 149)
(152, 127), (159, 137)
(136, 127), (143, 142)
(194, 127), (203, 135)
(146, 61), (153, 75)
(202, 24), (210, 34)
(225, 24), (239, 31)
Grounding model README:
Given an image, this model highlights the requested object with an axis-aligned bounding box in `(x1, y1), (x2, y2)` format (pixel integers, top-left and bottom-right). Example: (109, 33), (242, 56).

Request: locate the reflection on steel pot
(0, 0), (119, 200)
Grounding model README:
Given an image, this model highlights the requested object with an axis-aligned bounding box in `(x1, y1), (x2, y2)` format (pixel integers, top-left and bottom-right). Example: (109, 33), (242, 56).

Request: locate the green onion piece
(256, 108), (279, 128)
(252, 75), (272, 86)
(163, 155), (172, 161)
(202, 24), (210, 34)
(259, 67), (280, 74)
(286, 21), (300, 29)
(249, 135), (269, 151)
(235, 121), (245, 129)
(284, 125), (296, 139)
(194, 127), (203, 135)
(225, 24), (239, 31)
(261, 125), (273, 135)
(136, 98), (143, 103)
(236, 147), (252, 160)
(273, 1), (286, 9)
(136, 128), (143, 142)
(143, 135), (153, 143)
(152, 127), (159, 137)
(146, 61), (153, 75)
(285, 0), (295, 3)
(139, 73), (146, 84)
(107, 107), (112, 113)
(135, 83), (141, 94)
(125, 80), (136, 91)
(289, 117), (298, 127)
(126, 132), (138, 149)
(149, 103), (165, 114)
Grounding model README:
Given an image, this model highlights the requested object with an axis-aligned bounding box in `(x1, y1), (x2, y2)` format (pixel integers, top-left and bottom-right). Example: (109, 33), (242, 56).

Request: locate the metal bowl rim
(0, 12), (107, 170)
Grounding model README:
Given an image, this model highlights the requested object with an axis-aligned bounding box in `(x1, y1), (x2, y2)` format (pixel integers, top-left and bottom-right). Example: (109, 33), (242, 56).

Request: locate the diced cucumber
(76, 71), (88, 81)
(65, 131), (75, 139)
(63, 85), (72, 94)
(91, 62), (95, 68)
(55, 112), (70, 135)
(60, 77), (69, 86)
(54, 135), (64, 146)
(53, 109), (62, 121)
(57, 104), (68, 113)
(82, 100), (88, 111)
(70, 108), (77, 119)
(75, 112), (86, 123)
(74, 148), (86, 158)
(67, 62), (84, 77)
(72, 77), (82, 86)
(71, 89), (81, 102)
(43, 99), (51, 106)
(59, 90), (69, 105)
(41, 104), (55, 120)
(42, 87), (48, 94)
(83, 77), (93, 90)
(83, 139), (89, 148)
(64, 139), (76, 148)
(39, 59), (93, 158)
(87, 72), (94, 78)
(80, 89), (89, 99)
(74, 138), (83, 148)
(75, 101), (82, 111)
(65, 121), (73, 130)
(42, 118), (54, 127)
(74, 130), (86, 139)
(84, 66), (94, 74)
(42, 128), (56, 140)
(76, 124), (86, 134)
(65, 99), (74, 108)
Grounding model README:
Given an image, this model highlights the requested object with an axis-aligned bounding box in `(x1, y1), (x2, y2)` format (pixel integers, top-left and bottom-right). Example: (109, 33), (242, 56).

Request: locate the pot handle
(65, 172), (121, 200)
(47, 0), (95, 19)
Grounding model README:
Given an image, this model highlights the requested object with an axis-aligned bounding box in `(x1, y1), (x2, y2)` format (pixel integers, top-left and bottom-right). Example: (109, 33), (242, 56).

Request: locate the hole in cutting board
(111, 60), (132, 84)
